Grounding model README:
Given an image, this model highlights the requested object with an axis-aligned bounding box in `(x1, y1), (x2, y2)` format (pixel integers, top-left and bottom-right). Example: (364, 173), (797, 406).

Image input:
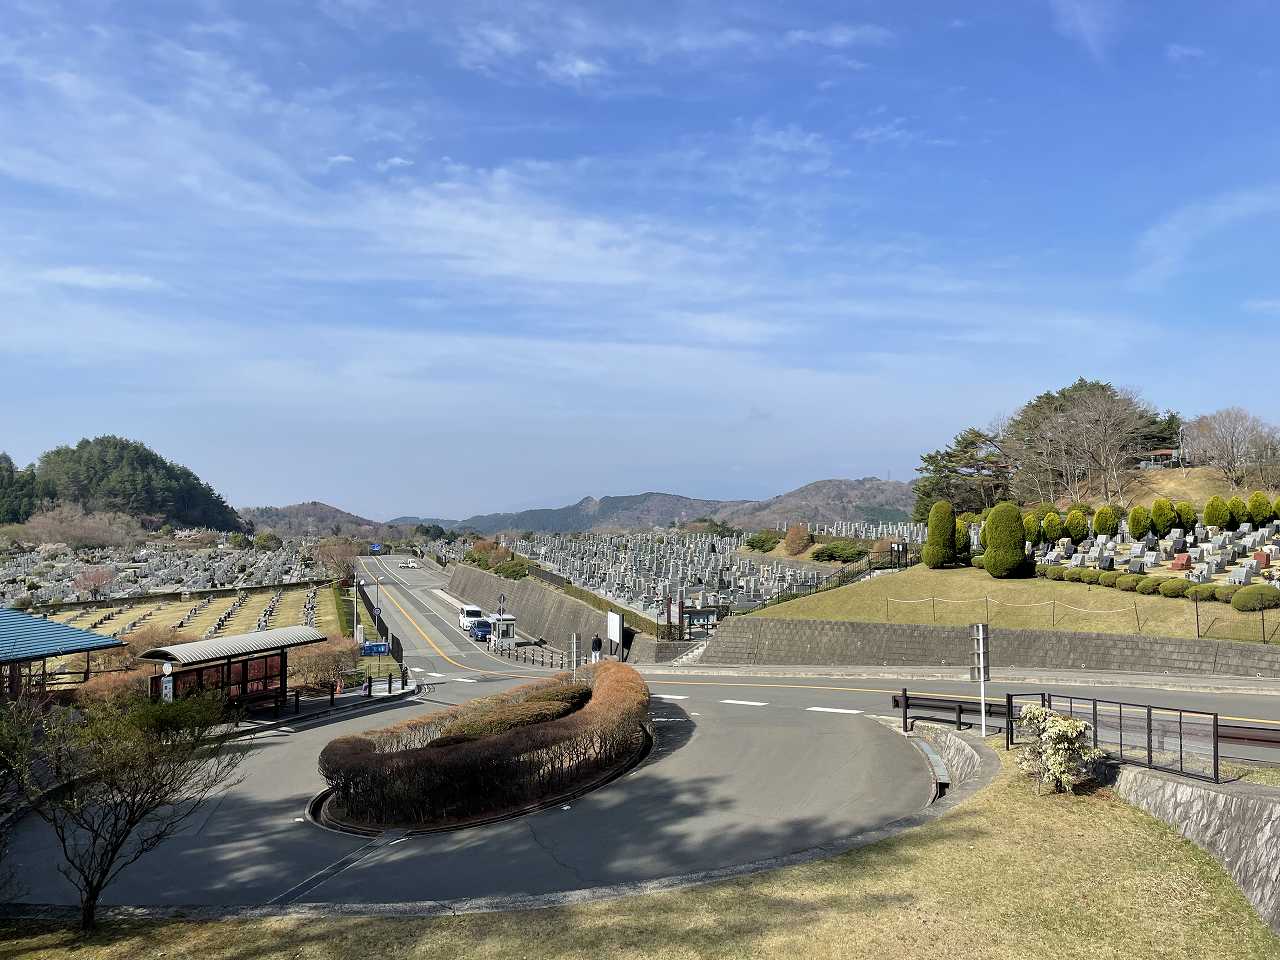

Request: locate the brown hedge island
(318, 661), (651, 829)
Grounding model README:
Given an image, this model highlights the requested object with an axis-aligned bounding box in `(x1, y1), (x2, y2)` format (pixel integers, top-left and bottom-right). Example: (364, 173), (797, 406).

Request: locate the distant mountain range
(243, 478), (913, 538)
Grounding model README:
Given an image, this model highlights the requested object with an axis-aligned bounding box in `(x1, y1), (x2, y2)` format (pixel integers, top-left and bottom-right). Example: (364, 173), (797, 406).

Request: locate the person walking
(590, 632), (603, 664)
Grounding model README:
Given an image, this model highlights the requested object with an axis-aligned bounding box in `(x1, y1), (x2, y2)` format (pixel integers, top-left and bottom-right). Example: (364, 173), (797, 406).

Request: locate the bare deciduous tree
(313, 540), (359, 581)
(73, 565), (114, 600)
(11, 695), (243, 930)
(1184, 407), (1270, 489)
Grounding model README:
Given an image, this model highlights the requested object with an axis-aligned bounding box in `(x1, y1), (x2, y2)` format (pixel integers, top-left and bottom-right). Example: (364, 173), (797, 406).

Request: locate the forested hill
(0, 436), (244, 531)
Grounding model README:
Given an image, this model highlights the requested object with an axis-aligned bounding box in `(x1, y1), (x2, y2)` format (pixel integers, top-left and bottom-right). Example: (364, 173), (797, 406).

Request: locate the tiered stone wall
(705, 616), (1280, 676)
(447, 565), (668, 662)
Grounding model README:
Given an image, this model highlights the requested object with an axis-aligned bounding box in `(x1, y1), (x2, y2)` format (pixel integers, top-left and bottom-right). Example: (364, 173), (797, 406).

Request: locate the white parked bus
(458, 605), (485, 630)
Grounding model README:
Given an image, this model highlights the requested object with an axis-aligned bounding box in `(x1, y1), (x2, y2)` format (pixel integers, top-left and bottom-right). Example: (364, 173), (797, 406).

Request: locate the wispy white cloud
(1133, 184), (1280, 288)
(326, 153), (356, 167)
(785, 24), (894, 48)
(376, 155), (414, 171)
(1049, 0), (1123, 60)
(537, 52), (608, 85)
(38, 267), (165, 291)
(1165, 43), (1205, 63)
(1243, 298), (1280, 314)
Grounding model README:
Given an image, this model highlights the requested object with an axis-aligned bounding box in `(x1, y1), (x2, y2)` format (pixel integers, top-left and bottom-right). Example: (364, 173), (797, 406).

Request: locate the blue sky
(2, 1), (1278, 521)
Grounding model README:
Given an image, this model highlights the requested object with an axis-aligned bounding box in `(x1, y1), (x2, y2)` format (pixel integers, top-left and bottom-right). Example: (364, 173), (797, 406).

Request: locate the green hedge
(1045, 566), (1065, 581)
(1231, 584), (1280, 612)
(1042, 511), (1063, 542)
(1187, 583), (1218, 602)
(1203, 496), (1230, 529)
(1175, 501), (1197, 530)
(923, 500), (957, 569)
(1092, 505), (1119, 537)
(1116, 574), (1143, 592)
(1228, 496), (1249, 530)
(1159, 579), (1192, 598)
(1248, 491), (1275, 526)
(971, 554), (986, 569)
(1214, 584), (1240, 603)
(1079, 568), (1101, 584)
(1099, 571), (1122, 588)
(1135, 576), (1165, 595)
(985, 502), (1030, 578)
(1150, 498), (1176, 537)
(1127, 505), (1152, 541)
(1064, 509), (1087, 543)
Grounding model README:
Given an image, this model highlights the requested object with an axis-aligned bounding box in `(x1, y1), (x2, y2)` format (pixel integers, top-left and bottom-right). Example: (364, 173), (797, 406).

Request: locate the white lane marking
(805, 706), (864, 715)
(652, 694), (688, 700)
(453, 677), (477, 683)
(720, 699), (769, 707)
(426, 672), (445, 677)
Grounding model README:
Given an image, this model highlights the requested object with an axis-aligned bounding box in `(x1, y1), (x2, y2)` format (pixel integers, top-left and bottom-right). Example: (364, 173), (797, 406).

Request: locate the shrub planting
(1214, 584), (1240, 604)
(1022, 512), (1041, 547)
(1231, 584), (1280, 612)
(1135, 576), (1165, 595)
(783, 523), (813, 556)
(1227, 496), (1249, 530)
(1150, 498), (1176, 537)
(1203, 496), (1230, 529)
(971, 554), (986, 569)
(1099, 571), (1121, 588)
(1079, 569), (1101, 585)
(1116, 575), (1142, 592)
(954, 519), (971, 561)
(1092, 505), (1119, 537)
(1016, 705), (1103, 794)
(319, 664), (650, 827)
(1275, 496), (1280, 521)
(1127, 505), (1151, 541)
(1159, 579), (1192, 599)
(1045, 566), (1065, 581)
(745, 530), (783, 552)
(1247, 491), (1274, 526)
(1064, 509), (1087, 543)
(1035, 564), (1048, 578)
(1041, 511), (1063, 542)
(1064, 568), (1083, 582)
(984, 502), (1030, 579)
(1175, 501), (1197, 530)
(923, 500), (957, 569)
(811, 540), (866, 563)
(1187, 583), (1218, 602)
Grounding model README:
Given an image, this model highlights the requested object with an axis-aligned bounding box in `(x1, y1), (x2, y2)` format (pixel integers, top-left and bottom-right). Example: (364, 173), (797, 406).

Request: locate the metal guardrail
(893, 689), (1280, 784)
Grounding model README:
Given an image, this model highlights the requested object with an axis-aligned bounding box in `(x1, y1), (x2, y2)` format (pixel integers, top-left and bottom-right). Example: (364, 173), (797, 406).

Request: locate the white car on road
(398, 559), (420, 569)
(458, 605), (485, 630)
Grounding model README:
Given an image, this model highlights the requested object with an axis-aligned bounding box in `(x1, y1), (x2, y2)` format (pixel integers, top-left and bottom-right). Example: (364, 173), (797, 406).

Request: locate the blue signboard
(361, 641), (389, 657)
(370, 543), (383, 554)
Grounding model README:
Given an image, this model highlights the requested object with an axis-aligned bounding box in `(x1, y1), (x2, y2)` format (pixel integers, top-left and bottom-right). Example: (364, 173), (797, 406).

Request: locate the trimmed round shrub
(954, 519), (971, 559)
(1159, 579), (1192, 598)
(1045, 566), (1066, 581)
(1231, 584), (1280, 612)
(1041, 511), (1063, 542)
(1064, 567), (1083, 582)
(1079, 569), (1101, 585)
(1116, 574), (1143, 592)
(1247, 491), (1274, 526)
(1093, 505), (1119, 537)
(1227, 495), (1249, 530)
(1187, 583), (1218, 602)
(1099, 571), (1122, 588)
(984, 502), (1031, 578)
(1175, 500), (1197, 531)
(1214, 584), (1240, 603)
(923, 500), (957, 569)
(1064, 509), (1088, 543)
(1136, 576), (1165, 595)
(1203, 495), (1230, 529)
(1274, 496), (1280, 522)
(1035, 564), (1048, 578)
(971, 554), (986, 569)
(1127, 505), (1151, 541)
(1150, 498), (1176, 537)
(1023, 512), (1041, 546)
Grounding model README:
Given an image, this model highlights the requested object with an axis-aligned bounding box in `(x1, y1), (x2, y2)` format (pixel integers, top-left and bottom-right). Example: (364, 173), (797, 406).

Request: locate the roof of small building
(136, 625), (327, 667)
(0, 607), (126, 667)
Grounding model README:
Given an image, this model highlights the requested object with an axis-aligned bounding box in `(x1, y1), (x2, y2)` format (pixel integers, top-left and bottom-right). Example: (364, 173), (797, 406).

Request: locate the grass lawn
(753, 564), (1280, 643)
(3, 754), (1275, 960)
(1222, 761), (1280, 788)
(1131, 466), (1280, 510)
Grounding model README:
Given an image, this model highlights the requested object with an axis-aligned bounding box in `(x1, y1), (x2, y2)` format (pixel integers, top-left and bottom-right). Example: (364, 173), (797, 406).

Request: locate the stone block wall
(703, 616), (1280, 677)
(1114, 767), (1280, 932)
(447, 565), (667, 663)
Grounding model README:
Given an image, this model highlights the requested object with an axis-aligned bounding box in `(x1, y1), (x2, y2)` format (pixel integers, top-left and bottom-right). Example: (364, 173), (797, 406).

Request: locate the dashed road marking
(653, 694), (689, 700)
(453, 677), (477, 683)
(720, 699), (769, 707)
(806, 706), (864, 715)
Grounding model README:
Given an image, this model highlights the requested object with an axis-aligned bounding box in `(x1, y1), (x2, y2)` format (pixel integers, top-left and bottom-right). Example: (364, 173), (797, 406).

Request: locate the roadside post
(161, 662), (174, 703)
(970, 623), (990, 736)
(571, 632), (579, 681)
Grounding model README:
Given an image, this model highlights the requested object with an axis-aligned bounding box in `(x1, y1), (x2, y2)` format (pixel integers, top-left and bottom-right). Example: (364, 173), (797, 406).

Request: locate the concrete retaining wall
(914, 724), (982, 786)
(447, 566), (668, 663)
(703, 616), (1280, 677)
(1113, 767), (1280, 932)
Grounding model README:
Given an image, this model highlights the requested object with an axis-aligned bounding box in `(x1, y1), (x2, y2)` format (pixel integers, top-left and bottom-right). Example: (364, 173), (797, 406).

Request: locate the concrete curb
(225, 684), (424, 740)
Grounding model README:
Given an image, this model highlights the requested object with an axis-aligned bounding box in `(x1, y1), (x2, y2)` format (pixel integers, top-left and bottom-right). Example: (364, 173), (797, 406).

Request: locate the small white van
(458, 605), (485, 630)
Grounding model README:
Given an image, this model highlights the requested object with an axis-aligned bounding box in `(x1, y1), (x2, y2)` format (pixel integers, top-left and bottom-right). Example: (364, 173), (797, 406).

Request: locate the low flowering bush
(1016, 705), (1104, 794)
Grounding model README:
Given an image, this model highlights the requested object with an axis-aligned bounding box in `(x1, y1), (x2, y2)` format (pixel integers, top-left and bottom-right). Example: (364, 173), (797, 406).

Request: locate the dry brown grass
(4, 752), (1275, 959)
(1129, 466), (1280, 508)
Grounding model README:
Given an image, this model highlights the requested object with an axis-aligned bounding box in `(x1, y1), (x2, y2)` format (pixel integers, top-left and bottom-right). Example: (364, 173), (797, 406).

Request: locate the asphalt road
(11, 556), (1280, 909)
(7, 558), (933, 908)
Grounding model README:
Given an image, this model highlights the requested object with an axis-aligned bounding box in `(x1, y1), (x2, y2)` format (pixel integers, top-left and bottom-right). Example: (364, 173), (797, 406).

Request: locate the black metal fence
(1006, 691), (1220, 782)
(355, 583), (403, 664)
